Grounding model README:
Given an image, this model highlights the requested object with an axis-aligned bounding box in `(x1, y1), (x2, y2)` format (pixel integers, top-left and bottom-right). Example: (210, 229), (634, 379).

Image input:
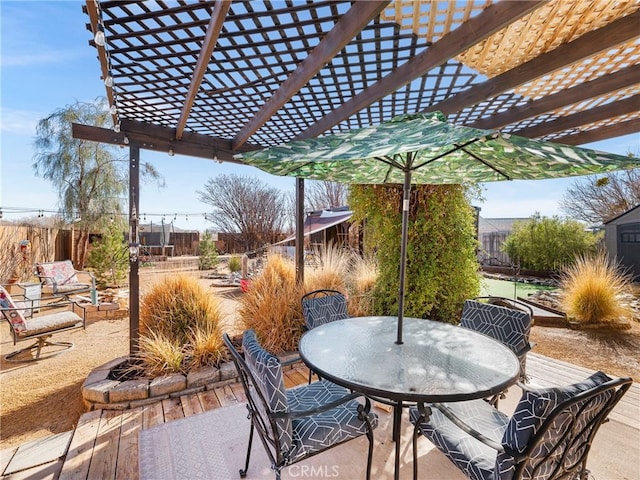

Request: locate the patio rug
(139, 403), (272, 480)
(138, 401), (463, 480)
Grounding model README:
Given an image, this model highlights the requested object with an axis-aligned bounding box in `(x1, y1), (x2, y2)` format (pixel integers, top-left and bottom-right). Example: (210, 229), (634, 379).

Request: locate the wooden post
(295, 178), (305, 285)
(129, 144), (140, 356)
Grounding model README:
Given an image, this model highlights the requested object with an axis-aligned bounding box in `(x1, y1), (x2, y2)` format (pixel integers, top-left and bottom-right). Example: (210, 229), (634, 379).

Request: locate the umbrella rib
(375, 155), (408, 183)
(461, 147), (511, 180)
(412, 137), (483, 170)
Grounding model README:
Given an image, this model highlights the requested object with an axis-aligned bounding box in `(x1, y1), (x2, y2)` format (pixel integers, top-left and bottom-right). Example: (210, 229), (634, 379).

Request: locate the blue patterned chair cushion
(301, 291), (348, 330)
(242, 330), (293, 454)
(502, 371), (612, 454)
(286, 379), (379, 464)
(411, 372), (614, 480)
(461, 300), (532, 381)
(410, 400), (510, 480)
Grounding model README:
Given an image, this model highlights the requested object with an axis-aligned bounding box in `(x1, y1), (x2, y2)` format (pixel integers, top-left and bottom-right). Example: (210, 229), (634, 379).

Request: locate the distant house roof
(478, 217), (530, 235)
(275, 207), (353, 245)
(603, 204), (640, 225)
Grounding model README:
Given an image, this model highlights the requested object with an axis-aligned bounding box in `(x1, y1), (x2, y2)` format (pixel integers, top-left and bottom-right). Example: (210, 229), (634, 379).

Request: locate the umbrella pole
(396, 169), (411, 345)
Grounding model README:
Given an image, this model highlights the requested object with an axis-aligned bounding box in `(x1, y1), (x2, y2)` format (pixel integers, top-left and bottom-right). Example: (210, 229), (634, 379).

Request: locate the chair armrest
(273, 392), (372, 420)
(432, 402), (505, 453)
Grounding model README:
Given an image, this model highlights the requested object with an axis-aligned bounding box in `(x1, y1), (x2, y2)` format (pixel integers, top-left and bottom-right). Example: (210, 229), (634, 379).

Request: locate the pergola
(73, 0), (640, 353)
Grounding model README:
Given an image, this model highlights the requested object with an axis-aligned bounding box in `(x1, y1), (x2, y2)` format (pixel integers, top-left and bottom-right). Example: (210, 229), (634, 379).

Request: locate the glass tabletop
(299, 316), (520, 403)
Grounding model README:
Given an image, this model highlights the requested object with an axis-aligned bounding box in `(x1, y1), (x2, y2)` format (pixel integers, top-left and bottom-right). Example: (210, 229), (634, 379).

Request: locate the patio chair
(409, 371), (632, 480)
(223, 330), (377, 480)
(0, 285), (86, 362)
(461, 298), (533, 405)
(301, 289), (349, 330)
(35, 260), (96, 299)
(301, 289), (349, 382)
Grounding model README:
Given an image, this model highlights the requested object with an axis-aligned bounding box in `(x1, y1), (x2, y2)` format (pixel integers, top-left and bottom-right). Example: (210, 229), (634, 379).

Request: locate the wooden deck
(1, 354), (637, 479)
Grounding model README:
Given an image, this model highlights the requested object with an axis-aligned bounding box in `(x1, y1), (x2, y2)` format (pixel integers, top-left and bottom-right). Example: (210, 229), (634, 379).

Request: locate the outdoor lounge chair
(0, 285), (86, 362)
(223, 330), (378, 480)
(409, 371), (632, 480)
(35, 260), (96, 299)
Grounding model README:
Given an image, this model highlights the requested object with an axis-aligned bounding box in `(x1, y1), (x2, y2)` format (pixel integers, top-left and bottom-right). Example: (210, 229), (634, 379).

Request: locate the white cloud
(0, 107), (41, 135)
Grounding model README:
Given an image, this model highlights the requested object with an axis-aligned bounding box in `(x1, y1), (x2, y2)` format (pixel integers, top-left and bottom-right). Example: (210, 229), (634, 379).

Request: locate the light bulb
(113, 123), (120, 133)
(94, 29), (106, 47)
(109, 105), (117, 115)
(104, 75), (114, 87)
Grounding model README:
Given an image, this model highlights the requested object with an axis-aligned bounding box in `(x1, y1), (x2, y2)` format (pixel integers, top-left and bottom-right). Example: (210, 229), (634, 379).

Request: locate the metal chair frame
(223, 332), (376, 480)
(411, 375), (632, 480)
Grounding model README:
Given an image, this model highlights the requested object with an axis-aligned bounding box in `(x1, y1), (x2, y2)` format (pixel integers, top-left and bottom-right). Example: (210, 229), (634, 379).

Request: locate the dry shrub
(346, 254), (378, 317)
(138, 274), (225, 374)
(238, 254), (302, 353)
(303, 243), (349, 293)
(560, 251), (634, 324)
(137, 331), (185, 376)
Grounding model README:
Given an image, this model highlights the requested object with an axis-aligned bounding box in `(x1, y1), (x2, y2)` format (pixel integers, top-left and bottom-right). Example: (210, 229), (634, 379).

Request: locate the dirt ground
(1, 270), (639, 451)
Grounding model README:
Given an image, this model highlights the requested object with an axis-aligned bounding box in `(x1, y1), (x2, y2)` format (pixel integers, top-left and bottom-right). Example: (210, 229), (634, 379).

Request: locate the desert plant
(228, 255), (242, 273)
(238, 254), (302, 353)
(198, 231), (219, 270)
(87, 220), (128, 287)
(559, 251), (634, 325)
(138, 274), (225, 374)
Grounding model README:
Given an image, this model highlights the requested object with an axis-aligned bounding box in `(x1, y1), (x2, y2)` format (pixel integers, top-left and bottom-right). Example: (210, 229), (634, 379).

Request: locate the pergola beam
(294, 1), (543, 141)
(175, 0), (231, 140)
(72, 120), (260, 163)
(553, 118), (640, 146)
(231, 0), (388, 150)
(428, 11), (640, 117)
(469, 64), (640, 130)
(513, 95), (640, 139)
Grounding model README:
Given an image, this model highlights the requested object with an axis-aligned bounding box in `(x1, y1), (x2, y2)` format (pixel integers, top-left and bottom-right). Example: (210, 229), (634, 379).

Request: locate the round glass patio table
(298, 316), (520, 480)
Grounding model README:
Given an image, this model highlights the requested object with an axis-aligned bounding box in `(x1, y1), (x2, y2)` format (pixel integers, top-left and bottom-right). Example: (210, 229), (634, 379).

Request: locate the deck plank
(0, 447), (17, 476)
(197, 389), (222, 411)
(161, 397), (185, 423)
(3, 431), (72, 476)
(214, 384), (239, 407)
(141, 401), (164, 429)
(181, 393), (205, 417)
(58, 409), (102, 480)
(86, 409), (122, 480)
(2, 459), (62, 480)
(115, 408), (144, 480)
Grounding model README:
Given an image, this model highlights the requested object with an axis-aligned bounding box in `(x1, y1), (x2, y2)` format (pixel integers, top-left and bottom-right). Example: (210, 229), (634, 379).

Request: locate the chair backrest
(0, 286), (29, 334)
(36, 260), (79, 286)
(223, 331), (292, 461)
(498, 371), (632, 480)
(301, 289), (348, 330)
(461, 299), (532, 380)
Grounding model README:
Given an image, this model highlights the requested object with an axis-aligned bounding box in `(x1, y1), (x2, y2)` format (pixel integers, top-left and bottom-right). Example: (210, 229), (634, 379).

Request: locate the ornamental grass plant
(559, 251), (634, 325)
(238, 253), (302, 353)
(346, 253), (378, 317)
(239, 246), (380, 353)
(137, 274), (226, 375)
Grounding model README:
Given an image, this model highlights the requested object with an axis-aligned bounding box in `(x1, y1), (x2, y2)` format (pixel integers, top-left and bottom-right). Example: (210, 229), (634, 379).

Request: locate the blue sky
(2, 1), (639, 232)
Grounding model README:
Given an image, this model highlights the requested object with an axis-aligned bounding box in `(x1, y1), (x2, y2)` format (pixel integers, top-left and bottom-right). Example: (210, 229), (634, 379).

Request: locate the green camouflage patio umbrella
(237, 112), (639, 344)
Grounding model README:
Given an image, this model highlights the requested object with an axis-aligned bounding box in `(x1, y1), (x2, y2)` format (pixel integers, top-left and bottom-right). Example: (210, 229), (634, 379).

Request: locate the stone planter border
(82, 352), (301, 410)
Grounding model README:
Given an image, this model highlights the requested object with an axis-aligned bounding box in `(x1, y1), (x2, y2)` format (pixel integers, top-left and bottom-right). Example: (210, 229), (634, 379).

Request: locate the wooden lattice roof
(76, 0), (640, 163)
